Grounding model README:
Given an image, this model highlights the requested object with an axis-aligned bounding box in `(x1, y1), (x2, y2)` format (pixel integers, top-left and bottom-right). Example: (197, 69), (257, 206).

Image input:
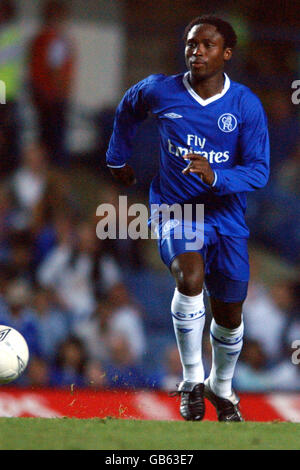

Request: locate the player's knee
(171, 252), (204, 296)
(173, 267), (203, 296)
(218, 316), (242, 329)
(212, 301), (243, 329)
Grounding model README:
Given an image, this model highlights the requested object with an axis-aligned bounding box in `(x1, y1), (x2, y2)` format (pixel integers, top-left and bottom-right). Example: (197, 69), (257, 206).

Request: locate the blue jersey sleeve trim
(107, 163), (126, 168)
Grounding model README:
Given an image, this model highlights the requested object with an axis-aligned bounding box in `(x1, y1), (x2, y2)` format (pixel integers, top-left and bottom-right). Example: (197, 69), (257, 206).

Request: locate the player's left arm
(211, 95), (270, 195)
(183, 95), (270, 194)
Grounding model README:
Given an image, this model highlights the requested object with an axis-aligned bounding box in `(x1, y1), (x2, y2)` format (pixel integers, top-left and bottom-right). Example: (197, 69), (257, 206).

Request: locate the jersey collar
(182, 72), (230, 106)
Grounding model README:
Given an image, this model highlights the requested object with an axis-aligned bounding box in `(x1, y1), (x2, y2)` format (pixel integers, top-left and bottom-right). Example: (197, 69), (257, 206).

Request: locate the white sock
(171, 288), (205, 383)
(209, 318), (244, 398)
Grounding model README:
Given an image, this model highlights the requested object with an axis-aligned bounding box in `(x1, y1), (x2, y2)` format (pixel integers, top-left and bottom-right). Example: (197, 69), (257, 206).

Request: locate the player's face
(185, 24), (232, 80)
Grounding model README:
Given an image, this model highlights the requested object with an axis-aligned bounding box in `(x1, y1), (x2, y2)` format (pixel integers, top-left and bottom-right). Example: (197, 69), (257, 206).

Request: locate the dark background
(0, 0), (299, 393)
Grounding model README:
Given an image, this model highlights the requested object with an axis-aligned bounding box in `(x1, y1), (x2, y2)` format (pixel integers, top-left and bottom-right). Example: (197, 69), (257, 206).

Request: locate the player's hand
(182, 154), (215, 186)
(109, 164), (137, 186)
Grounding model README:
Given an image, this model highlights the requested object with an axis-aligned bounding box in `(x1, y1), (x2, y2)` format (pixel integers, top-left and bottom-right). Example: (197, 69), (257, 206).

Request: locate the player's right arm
(109, 164), (136, 186)
(106, 77), (155, 185)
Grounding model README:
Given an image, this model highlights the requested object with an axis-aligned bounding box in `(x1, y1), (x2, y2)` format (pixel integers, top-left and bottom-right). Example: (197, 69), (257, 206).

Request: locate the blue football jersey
(106, 73), (270, 238)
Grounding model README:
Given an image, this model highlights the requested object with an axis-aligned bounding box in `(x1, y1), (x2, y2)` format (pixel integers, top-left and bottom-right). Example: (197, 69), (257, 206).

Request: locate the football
(0, 325), (29, 384)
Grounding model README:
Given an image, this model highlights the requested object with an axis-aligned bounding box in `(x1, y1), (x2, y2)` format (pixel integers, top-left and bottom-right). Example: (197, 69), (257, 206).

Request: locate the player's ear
(223, 48), (232, 61)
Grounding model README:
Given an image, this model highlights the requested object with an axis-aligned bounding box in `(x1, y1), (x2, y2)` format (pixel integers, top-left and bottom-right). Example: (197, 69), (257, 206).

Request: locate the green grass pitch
(0, 418), (300, 450)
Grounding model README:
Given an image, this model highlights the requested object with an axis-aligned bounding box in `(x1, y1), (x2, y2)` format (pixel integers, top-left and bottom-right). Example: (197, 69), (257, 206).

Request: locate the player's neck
(188, 72), (225, 100)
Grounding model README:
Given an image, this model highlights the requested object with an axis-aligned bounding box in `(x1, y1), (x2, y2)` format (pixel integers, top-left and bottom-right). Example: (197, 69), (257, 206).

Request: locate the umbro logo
(177, 328), (193, 334)
(163, 112), (183, 119)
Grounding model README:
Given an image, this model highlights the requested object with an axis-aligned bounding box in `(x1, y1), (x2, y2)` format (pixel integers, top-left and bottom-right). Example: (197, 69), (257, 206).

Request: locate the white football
(0, 325), (29, 384)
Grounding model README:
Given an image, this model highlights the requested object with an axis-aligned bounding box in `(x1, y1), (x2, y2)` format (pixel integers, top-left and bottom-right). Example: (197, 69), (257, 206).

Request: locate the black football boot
(175, 381), (205, 421)
(204, 378), (244, 422)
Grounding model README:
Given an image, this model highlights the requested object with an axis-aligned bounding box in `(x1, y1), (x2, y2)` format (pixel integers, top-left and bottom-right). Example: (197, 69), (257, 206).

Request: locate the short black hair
(183, 15), (237, 49)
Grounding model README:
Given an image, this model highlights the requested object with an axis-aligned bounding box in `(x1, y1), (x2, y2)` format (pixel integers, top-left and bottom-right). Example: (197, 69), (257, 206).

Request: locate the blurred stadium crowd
(0, 0), (300, 392)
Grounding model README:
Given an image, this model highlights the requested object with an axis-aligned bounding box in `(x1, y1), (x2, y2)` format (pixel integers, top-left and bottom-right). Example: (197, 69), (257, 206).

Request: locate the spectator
(49, 335), (87, 388)
(33, 285), (70, 361)
(32, 208), (76, 268)
(0, 183), (17, 262)
(74, 283), (146, 363)
(8, 230), (34, 283)
(0, 264), (13, 314)
(0, 0), (23, 176)
(234, 340), (272, 392)
(242, 255), (293, 364)
(10, 141), (48, 228)
(24, 356), (51, 388)
(95, 183), (146, 269)
(84, 360), (107, 389)
(37, 221), (122, 322)
(30, 168), (81, 237)
(105, 283), (146, 360)
(264, 302), (300, 391)
(72, 299), (115, 363)
(0, 279), (42, 357)
(266, 90), (299, 171)
(104, 335), (158, 390)
(28, 0), (75, 167)
(276, 143), (300, 196)
(265, 353), (300, 392)
(159, 344), (182, 391)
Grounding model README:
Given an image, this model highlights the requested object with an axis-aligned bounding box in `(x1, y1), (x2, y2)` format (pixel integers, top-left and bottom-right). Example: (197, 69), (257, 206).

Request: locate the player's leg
(204, 297), (244, 421)
(154, 213), (217, 420)
(204, 236), (248, 421)
(170, 252), (206, 420)
(209, 297), (244, 399)
(170, 252), (206, 383)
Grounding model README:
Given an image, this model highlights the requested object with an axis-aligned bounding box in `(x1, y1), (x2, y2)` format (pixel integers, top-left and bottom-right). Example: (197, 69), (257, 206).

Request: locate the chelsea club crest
(218, 113), (237, 133)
